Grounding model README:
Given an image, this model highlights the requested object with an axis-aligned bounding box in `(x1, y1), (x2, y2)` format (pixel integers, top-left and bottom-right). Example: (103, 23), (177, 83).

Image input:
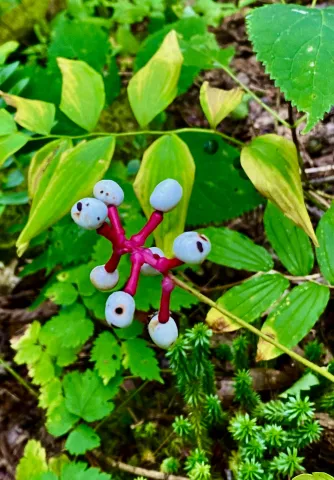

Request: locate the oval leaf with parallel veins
(264, 201), (314, 276)
(200, 226), (273, 272)
(200, 81), (243, 129)
(0, 109), (17, 135)
(17, 136), (115, 256)
(316, 202), (334, 285)
(257, 282), (329, 361)
(0, 92), (55, 135)
(57, 57), (105, 131)
(0, 132), (28, 168)
(133, 134), (195, 256)
(206, 273), (289, 332)
(128, 30), (183, 127)
(241, 134), (318, 246)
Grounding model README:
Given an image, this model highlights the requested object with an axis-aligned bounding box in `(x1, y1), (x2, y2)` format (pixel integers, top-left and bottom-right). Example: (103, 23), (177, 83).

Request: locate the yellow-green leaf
(17, 136), (115, 256)
(0, 41), (19, 64)
(28, 139), (72, 213)
(133, 134), (195, 256)
(241, 134), (318, 246)
(200, 81), (243, 129)
(128, 30), (183, 127)
(316, 202), (334, 285)
(206, 273), (289, 333)
(57, 57), (105, 131)
(1, 92), (55, 135)
(16, 440), (48, 480)
(257, 282), (329, 361)
(0, 108), (17, 135)
(0, 132), (28, 167)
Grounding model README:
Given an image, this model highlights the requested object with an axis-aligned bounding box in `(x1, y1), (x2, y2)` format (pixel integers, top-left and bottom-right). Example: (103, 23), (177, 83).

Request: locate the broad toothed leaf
(65, 425), (101, 455)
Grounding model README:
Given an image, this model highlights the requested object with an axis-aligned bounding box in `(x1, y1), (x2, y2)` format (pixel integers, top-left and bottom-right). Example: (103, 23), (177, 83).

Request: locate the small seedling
(71, 178), (211, 348)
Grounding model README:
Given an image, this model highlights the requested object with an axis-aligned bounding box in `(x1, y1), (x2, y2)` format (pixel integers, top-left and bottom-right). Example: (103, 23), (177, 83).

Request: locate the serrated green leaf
(264, 201), (314, 276)
(57, 264), (95, 297)
(39, 378), (62, 411)
(46, 399), (79, 437)
(0, 108), (17, 135)
(16, 440), (48, 480)
(49, 454), (70, 476)
(206, 273), (289, 332)
(65, 424), (101, 455)
(257, 282), (330, 361)
(128, 30), (183, 126)
(316, 202), (334, 285)
(29, 352), (55, 386)
(17, 136), (115, 255)
(201, 226), (273, 272)
(44, 282), (78, 306)
(122, 338), (162, 382)
(0, 132), (28, 168)
(12, 321), (42, 365)
(33, 473), (58, 480)
(134, 134), (195, 256)
(40, 304), (94, 350)
(179, 132), (262, 225)
(1, 92), (55, 135)
(58, 57), (105, 131)
(115, 320), (144, 339)
(200, 82), (243, 128)
(82, 290), (109, 320)
(91, 332), (122, 385)
(241, 134), (317, 245)
(280, 372), (319, 399)
(63, 370), (115, 422)
(61, 462), (111, 480)
(247, 4), (334, 133)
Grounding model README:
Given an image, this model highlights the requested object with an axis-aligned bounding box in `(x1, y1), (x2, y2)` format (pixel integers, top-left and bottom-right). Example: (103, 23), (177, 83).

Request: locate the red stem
(105, 251), (121, 273)
(130, 211), (163, 246)
(123, 253), (144, 296)
(108, 206), (125, 246)
(158, 276), (175, 323)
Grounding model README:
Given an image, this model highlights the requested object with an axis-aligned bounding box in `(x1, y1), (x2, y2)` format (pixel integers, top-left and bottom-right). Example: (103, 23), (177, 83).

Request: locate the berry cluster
(71, 178), (211, 348)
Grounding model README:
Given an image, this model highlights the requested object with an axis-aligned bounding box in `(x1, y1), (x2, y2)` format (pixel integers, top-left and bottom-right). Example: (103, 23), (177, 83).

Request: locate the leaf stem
(311, 0), (317, 7)
(170, 275), (334, 384)
(217, 65), (292, 129)
(27, 127), (245, 148)
(0, 357), (38, 397)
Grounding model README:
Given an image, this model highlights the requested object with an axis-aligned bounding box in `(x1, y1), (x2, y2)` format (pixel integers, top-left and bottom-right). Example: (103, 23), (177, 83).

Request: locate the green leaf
(199, 82), (243, 128)
(115, 320), (144, 339)
(61, 462), (111, 480)
(128, 30), (183, 126)
(44, 282), (78, 305)
(40, 304), (94, 350)
(39, 378), (62, 411)
(257, 282), (330, 361)
(28, 139), (72, 207)
(247, 4), (334, 133)
(65, 424), (101, 455)
(0, 132), (28, 168)
(206, 273), (289, 332)
(91, 332), (122, 385)
(201, 226), (273, 272)
(122, 338), (162, 382)
(46, 399), (79, 437)
(280, 372), (320, 399)
(264, 201), (314, 276)
(0, 191), (28, 205)
(16, 440), (48, 480)
(1, 92), (55, 135)
(57, 57), (105, 131)
(63, 370), (115, 422)
(0, 108), (17, 134)
(134, 134), (195, 256)
(12, 321), (42, 366)
(294, 476), (334, 480)
(241, 134), (318, 245)
(58, 264), (95, 297)
(29, 352), (55, 386)
(17, 136), (115, 255)
(0, 40), (19, 64)
(179, 132), (262, 225)
(316, 202), (334, 284)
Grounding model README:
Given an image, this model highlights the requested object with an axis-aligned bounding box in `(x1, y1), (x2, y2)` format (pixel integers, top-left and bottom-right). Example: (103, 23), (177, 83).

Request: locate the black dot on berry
(196, 241), (204, 253)
(112, 354), (117, 360)
(100, 190), (103, 194)
(77, 202), (82, 211)
(86, 203), (89, 206)
(115, 307), (123, 315)
(106, 193), (109, 196)
(97, 217), (100, 221)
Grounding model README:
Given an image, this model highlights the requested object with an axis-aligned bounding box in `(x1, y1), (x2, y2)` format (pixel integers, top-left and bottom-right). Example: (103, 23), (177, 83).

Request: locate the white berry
(173, 231), (211, 264)
(71, 198), (108, 230)
(148, 314), (178, 349)
(90, 266), (119, 291)
(141, 247), (164, 276)
(105, 291), (135, 328)
(93, 179), (124, 206)
(149, 179), (183, 212)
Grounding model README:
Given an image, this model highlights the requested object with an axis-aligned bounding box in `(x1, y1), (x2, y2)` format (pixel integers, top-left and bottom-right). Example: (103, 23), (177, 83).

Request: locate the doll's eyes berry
(115, 307), (123, 314)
